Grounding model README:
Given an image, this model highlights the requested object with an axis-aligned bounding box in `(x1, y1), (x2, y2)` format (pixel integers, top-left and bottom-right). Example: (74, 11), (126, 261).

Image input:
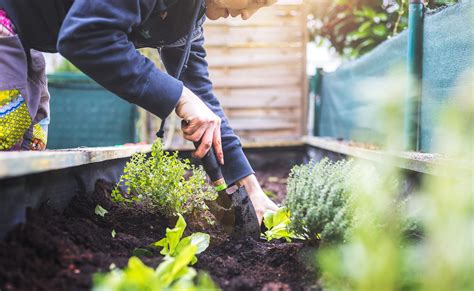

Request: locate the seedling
(95, 204), (108, 217)
(93, 244), (218, 290)
(263, 208), (304, 242)
(153, 214), (210, 265)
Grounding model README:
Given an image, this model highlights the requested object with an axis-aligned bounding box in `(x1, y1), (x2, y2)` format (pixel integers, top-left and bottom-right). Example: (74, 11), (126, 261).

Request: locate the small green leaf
(263, 208), (303, 242)
(95, 204), (108, 217)
(189, 233), (210, 254)
(111, 229), (116, 238)
(132, 248), (153, 257)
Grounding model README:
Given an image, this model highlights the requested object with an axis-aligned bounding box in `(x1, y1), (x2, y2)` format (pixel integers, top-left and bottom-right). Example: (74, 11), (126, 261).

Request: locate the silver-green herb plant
(111, 139), (217, 217)
(284, 158), (355, 244)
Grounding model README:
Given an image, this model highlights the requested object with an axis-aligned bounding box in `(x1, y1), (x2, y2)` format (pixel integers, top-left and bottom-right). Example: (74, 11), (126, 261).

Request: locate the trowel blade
(207, 186), (260, 239)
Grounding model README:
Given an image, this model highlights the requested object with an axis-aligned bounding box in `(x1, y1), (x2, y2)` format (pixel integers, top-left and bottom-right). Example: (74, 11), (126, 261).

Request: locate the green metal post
(404, 0), (424, 151)
(312, 68), (323, 137)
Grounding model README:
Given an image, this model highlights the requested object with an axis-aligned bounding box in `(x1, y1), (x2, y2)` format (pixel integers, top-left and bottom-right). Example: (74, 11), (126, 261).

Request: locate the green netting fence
(48, 73), (139, 149)
(313, 0), (473, 152)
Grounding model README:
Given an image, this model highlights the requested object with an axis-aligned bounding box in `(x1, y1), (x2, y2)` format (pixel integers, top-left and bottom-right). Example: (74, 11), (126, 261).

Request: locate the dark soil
(0, 167), (318, 291)
(255, 163), (293, 205)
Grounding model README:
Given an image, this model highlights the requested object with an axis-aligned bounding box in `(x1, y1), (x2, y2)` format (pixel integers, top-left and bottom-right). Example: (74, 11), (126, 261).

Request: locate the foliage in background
(308, 0), (459, 59)
(111, 139), (217, 218)
(315, 70), (473, 289)
(93, 246), (219, 291)
(55, 59), (81, 73)
(262, 208), (304, 242)
(285, 159), (355, 244)
(154, 214), (210, 265)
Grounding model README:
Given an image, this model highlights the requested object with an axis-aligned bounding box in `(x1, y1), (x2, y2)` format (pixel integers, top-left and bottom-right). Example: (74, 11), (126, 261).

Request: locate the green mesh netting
(316, 1), (473, 152)
(420, 1), (474, 151)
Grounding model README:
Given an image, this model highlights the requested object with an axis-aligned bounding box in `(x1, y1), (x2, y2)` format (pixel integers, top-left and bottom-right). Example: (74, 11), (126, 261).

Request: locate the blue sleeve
(57, 0), (183, 120)
(160, 34), (254, 186)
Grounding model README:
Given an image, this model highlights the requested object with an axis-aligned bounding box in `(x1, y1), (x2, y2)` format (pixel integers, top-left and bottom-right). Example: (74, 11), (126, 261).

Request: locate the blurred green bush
(308, 0), (458, 59)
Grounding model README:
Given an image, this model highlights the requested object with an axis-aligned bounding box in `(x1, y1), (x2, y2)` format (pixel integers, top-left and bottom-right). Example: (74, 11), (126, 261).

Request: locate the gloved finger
(193, 125), (215, 159)
(213, 124), (224, 165)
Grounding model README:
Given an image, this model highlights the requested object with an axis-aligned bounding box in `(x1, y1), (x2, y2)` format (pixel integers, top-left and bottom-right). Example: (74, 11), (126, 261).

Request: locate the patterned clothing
(0, 9), (49, 151)
(0, 9), (15, 36)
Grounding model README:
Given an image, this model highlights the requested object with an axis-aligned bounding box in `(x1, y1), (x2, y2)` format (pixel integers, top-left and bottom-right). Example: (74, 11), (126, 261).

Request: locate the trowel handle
(193, 142), (228, 192)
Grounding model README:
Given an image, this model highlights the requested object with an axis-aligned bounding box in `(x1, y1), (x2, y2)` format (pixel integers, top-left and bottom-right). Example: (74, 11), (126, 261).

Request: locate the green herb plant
(154, 214), (210, 265)
(93, 245), (219, 291)
(262, 208), (304, 242)
(111, 139), (217, 218)
(285, 158), (355, 244)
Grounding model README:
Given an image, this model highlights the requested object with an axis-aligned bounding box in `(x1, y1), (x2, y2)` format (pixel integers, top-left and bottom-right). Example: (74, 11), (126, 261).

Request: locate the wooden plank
(229, 117), (299, 131)
(207, 55), (302, 68)
(209, 65), (302, 78)
(299, 2), (309, 134)
(236, 129), (301, 140)
(211, 75), (301, 88)
(0, 145), (151, 179)
(215, 87), (302, 108)
(205, 47), (302, 63)
(204, 42), (303, 49)
(224, 108), (301, 118)
(167, 139), (304, 151)
(203, 26), (303, 46)
(303, 136), (471, 175)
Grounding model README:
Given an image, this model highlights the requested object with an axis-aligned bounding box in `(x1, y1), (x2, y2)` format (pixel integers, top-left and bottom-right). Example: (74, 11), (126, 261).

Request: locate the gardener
(0, 0), (278, 222)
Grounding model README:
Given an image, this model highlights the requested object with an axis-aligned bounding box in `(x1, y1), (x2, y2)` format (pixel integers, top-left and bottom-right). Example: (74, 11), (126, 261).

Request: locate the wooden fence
(163, 1), (308, 149)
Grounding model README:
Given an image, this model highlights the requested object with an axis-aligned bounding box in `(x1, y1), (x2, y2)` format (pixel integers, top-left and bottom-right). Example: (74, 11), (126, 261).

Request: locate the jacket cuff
(221, 144), (254, 186)
(140, 70), (183, 119)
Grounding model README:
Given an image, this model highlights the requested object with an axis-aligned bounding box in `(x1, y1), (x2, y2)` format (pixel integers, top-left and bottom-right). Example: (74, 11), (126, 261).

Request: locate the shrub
(284, 158), (355, 244)
(111, 139), (217, 217)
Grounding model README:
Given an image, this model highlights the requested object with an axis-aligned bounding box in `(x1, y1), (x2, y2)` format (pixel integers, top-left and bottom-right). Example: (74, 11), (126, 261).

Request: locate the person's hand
(237, 174), (278, 225)
(175, 87), (224, 164)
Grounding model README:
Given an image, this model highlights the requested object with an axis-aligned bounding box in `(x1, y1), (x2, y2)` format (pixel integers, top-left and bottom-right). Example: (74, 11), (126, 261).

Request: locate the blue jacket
(0, 0), (253, 185)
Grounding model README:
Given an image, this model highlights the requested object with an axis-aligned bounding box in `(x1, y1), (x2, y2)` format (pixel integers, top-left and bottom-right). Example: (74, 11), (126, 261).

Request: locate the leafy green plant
(262, 208), (303, 242)
(93, 244), (219, 291)
(309, 0), (458, 59)
(111, 139), (217, 217)
(285, 158), (355, 244)
(154, 214), (210, 265)
(95, 204), (108, 217)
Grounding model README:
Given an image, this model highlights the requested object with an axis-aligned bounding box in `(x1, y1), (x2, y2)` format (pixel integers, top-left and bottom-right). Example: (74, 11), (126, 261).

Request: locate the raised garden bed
(0, 163), (318, 290)
(0, 140), (453, 290)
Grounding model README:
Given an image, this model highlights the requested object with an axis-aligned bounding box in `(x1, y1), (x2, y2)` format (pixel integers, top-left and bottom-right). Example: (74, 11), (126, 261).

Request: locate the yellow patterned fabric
(30, 123), (47, 150)
(0, 89), (32, 150)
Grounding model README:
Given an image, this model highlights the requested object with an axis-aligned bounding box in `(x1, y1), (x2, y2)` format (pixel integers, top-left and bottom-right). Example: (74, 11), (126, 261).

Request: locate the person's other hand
(175, 87), (224, 164)
(237, 174), (278, 225)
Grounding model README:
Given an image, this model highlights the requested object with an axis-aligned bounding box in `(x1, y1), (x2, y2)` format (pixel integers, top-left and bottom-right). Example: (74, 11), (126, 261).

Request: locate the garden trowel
(195, 143), (260, 239)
